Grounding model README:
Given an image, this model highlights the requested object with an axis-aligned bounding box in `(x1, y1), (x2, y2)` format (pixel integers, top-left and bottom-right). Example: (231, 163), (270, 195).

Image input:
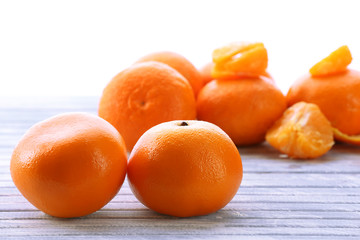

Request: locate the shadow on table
(238, 141), (360, 163)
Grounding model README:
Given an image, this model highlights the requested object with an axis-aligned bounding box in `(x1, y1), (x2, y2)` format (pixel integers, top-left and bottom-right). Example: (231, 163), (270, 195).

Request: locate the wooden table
(1, 97), (359, 239)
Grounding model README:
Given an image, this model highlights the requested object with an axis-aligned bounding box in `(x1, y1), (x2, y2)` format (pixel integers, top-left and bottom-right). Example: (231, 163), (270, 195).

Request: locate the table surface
(1, 96), (359, 240)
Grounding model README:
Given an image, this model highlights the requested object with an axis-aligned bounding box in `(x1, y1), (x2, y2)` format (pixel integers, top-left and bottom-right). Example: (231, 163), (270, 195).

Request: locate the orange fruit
(197, 76), (286, 145)
(199, 62), (214, 85)
(309, 45), (352, 77)
(286, 69), (360, 143)
(266, 102), (334, 159)
(136, 51), (203, 97)
(211, 41), (268, 79)
(127, 120), (243, 217)
(98, 61), (196, 151)
(10, 113), (127, 218)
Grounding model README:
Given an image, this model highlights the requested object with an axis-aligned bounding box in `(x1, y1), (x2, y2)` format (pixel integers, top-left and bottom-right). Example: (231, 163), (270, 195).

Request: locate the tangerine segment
(333, 128), (360, 146)
(266, 102), (334, 159)
(310, 45), (352, 77)
(211, 42), (268, 79)
(213, 42), (265, 64)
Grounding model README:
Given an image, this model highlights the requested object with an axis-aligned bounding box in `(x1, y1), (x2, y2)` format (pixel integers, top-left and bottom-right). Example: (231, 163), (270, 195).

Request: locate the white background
(1, 0), (359, 96)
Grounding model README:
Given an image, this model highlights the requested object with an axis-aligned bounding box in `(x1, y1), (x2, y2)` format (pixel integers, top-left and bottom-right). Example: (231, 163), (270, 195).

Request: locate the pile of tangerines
(10, 42), (360, 219)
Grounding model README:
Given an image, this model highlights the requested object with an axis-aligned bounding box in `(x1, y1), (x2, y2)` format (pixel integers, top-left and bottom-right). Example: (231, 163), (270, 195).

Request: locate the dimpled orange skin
(136, 51), (203, 97)
(197, 77), (287, 146)
(10, 113), (128, 218)
(287, 69), (360, 136)
(127, 120), (243, 217)
(199, 61), (274, 84)
(98, 61), (196, 151)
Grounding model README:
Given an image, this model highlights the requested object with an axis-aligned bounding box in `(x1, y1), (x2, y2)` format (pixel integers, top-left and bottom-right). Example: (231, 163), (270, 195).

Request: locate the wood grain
(0, 97), (359, 239)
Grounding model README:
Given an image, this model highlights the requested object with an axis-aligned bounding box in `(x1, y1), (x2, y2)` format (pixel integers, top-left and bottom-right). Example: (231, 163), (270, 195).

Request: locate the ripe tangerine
(10, 113), (128, 218)
(98, 61), (196, 151)
(127, 120), (243, 217)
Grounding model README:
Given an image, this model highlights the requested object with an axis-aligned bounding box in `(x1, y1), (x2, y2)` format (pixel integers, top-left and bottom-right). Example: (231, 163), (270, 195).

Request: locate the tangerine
(199, 62), (214, 85)
(98, 61), (196, 151)
(127, 120), (243, 217)
(197, 77), (286, 145)
(10, 113), (128, 218)
(136, 51), (203, 97)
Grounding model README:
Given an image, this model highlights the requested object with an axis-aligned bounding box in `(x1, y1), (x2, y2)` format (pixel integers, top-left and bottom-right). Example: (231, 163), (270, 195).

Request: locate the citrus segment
(310, 45), (352, 77)
(212, 42), (265, 64)
(211, 42), (268, 79)
(266, 102), (334, 159)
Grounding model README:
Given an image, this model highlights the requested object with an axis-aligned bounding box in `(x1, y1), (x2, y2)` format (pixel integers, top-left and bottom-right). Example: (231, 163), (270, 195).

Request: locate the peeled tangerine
(266, 102), (334, 159)
(309, 45), (352, 77)
(211, 42), (268, 79)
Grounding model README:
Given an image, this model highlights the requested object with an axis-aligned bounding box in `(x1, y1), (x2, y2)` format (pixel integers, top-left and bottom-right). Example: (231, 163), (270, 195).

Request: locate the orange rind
(333, 128), (360, 146)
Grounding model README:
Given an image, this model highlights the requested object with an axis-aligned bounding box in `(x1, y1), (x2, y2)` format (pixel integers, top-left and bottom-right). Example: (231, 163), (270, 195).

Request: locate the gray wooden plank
(1, 183), (359, 196)
(1, 218), (360, 231)
(1, 201), (360, 219)
(1, 236), (359, 240)
(1, 191), (360, 205)
(2, 236), (360, 240)
(2, 205), (360, 219)
(1, 222), (359, 237)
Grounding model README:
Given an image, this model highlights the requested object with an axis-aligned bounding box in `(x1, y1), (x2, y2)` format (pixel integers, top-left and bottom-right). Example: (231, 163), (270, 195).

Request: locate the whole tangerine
(98, 61), (196, 151)
(10, 113), (128, 218)
(127, 120), (243, 217)
(197, 77), (287, 146)
(199, 62), (214, 85)
(136, 51), (203, 97)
